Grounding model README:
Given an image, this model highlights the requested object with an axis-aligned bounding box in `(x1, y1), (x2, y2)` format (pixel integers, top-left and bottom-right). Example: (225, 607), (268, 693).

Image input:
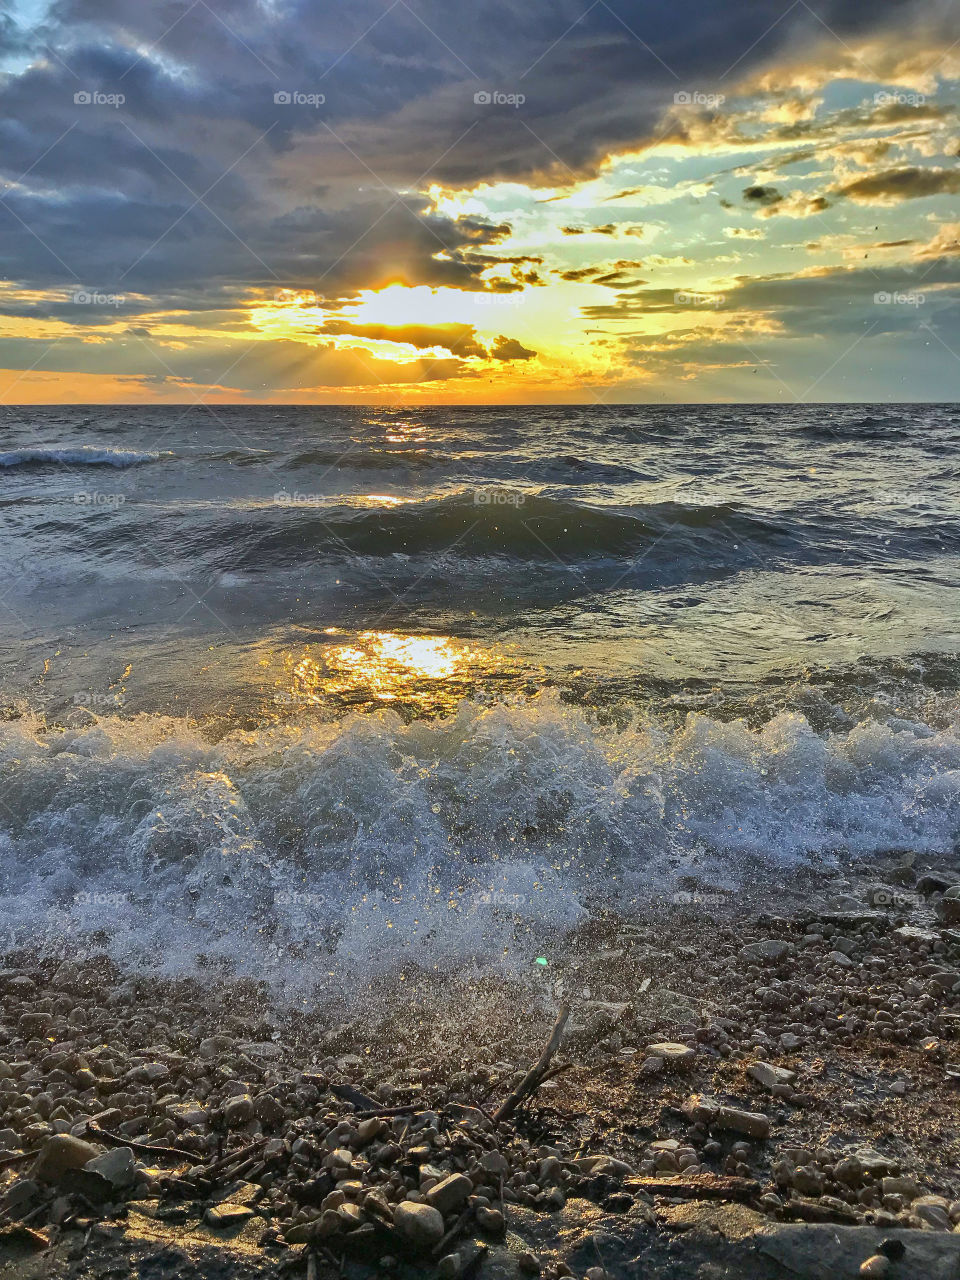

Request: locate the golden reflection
(278, 630), (500, 714)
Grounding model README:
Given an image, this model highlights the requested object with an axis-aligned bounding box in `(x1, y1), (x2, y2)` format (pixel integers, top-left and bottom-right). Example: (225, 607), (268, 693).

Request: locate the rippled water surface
(1, 404), (958, 977)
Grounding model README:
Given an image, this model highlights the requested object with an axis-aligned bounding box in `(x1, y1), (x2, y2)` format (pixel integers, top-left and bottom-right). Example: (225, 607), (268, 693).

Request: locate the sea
(1, 403), (958, 983)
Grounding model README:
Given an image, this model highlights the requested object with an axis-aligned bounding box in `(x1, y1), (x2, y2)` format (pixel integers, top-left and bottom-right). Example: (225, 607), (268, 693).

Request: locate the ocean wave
(0, 694), (957, 977)
(286, 447), (450, 470)
(0, 446), (167, 468)
(182, 491), (794, 568)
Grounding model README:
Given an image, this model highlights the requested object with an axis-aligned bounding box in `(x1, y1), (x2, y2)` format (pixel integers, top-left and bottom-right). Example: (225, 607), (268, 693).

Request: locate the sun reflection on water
(278, 630), (502, 714)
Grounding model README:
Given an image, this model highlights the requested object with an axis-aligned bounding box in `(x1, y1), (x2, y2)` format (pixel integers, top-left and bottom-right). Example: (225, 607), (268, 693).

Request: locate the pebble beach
(3, 855), (960, 1280)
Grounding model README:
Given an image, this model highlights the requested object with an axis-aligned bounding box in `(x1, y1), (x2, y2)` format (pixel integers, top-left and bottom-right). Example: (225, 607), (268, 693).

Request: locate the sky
(0, 0), (958, 403)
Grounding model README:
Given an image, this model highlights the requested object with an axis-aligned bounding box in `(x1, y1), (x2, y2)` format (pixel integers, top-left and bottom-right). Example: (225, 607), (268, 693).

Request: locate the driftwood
(189, 1136), (268, 1180)
(492, 1004), (570, 1124)
(352, 1104), (423, 1118)
(625, 1173), (760, 1202)
(0, 1151), (35, 1171)
(83, 1122), (203, 1165)
(330, 1083), (381, 1110)
(431, 1206), (472, 1259)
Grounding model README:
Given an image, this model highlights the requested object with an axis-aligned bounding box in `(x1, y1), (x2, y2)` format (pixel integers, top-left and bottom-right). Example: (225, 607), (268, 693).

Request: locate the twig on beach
(0, 1151), (35, 1172)
(330, 1083), (381, 1110)
(352, 1103), (423, 1118)
(492, 1004), (570, 1124)
(625, 1173), (760, 1202)
(462, 1244), (489, 1279)
(189, 1136), (269, 1180)
(431, 1207), (472, 1259)
(83, 1122), (203, 1165)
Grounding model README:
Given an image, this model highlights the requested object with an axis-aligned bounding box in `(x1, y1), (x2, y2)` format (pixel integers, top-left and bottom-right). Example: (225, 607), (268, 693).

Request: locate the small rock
(747, 1062), (797, 1091)
(393, 1201), (445, 1251)
(715, 1106), (770, 1139)
(475, 1205), (505, 1234)
(223, 1095), (254, 1127)
(437, 1254), (461, 1280)
(480, 1150), (509, 1177)
(205, 1203), (254, 1227)
(426, 1174), (473, 1214)
(31, 1135), (101, 1183)
(859, 1254), (889, 1276)
(252, 1093), (284, 1126)
(646, 1042), (695, 1067)
(739, 939), (793, 964)
(84, 1146), (136, 1189)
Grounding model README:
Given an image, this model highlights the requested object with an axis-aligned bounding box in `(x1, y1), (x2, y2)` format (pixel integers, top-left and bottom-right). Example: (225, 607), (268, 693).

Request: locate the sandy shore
(2, 855), (960, 1279)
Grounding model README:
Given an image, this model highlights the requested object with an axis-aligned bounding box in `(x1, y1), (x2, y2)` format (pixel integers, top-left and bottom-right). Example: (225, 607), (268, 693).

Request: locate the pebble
(646, 1042), (695, 1066)
(475, 1205), (505, 1234)
(426, 1173), (473, 1214)
(31, 1134), (101, 1182)
(393, 1201), (445, 1250)
(84, 1147), (136, 1189)
(715, 1106), (770, 1140)
(205, 1203), (254, 1227)
(859, 1254), (890, 1276)
(747, 1062), (797, 1090)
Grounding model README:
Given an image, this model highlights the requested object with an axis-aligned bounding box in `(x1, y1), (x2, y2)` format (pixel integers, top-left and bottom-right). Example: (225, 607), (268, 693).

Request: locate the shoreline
(2, 862), (960, 1279)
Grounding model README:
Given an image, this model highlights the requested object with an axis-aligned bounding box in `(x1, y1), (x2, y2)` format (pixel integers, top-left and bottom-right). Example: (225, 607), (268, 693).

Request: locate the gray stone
(426, 1173), (473, 1214)
(715, 1106), (770, 1139)
(747, 1062), (797, 1091)
(84, 1146), (136, 1189)
(223, 1094), (254, 1127)
(394, 1201), (445, 1250)
(740, 939), (793, 964)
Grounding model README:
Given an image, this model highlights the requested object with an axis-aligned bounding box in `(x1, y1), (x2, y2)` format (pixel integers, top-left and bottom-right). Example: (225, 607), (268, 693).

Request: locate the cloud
(317, 320), (489, 357)
(743, 185), (783, 208)
(833, 166), (960, 204)
(490, 335), (537, 360)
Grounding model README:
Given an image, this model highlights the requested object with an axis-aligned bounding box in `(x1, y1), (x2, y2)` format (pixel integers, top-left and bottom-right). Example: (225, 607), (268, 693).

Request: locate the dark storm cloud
(0, 0), (950, 310)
